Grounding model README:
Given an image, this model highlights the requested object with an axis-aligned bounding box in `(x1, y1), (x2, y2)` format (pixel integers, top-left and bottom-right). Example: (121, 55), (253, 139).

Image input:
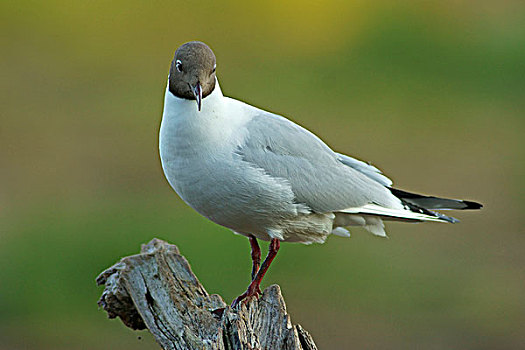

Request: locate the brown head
(168, 41), (217, 111)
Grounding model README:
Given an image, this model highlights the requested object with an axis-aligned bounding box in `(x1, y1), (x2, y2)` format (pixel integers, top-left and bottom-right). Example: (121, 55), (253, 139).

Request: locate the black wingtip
(462, 200), (483, 210)
(390, 187), (483, 211)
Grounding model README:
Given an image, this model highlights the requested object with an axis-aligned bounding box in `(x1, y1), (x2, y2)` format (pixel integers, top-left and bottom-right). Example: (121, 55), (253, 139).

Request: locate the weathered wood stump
(96, 238), (318, 350)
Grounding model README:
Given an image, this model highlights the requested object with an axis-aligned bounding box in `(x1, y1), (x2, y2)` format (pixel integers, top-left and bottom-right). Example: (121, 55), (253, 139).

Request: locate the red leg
(232, 238), (280, 308)
(249, 235), (261, 281)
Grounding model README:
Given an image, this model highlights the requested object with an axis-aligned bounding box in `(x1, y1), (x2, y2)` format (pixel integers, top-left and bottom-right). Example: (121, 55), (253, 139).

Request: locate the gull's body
(162, 81), (406, 242)
(159, 41), (481, 305)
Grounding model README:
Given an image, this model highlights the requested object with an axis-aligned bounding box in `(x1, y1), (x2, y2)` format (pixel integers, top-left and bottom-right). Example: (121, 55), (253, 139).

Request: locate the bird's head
(168, 41), (217, 111)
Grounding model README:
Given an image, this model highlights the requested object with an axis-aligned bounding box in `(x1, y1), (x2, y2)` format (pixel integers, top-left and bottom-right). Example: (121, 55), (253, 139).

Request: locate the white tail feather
(339, 204), (446, 223)
(331, 227), (351, 237)
(362, 215), (387, 237)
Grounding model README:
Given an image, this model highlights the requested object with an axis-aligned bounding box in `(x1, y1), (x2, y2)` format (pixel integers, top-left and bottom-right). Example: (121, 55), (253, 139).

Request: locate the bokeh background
(2, 1), (524, 349)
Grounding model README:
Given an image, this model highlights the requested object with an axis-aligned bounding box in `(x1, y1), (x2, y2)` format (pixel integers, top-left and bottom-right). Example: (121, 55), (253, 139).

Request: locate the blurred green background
(1, 1), (524, 349)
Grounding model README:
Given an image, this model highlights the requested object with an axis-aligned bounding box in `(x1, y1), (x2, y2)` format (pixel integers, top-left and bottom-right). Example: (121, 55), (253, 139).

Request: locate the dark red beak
(191, 82), (202, 111)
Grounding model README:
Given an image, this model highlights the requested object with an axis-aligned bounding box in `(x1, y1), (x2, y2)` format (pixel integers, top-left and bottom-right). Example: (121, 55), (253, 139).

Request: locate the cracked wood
(96, 238), (318, 350)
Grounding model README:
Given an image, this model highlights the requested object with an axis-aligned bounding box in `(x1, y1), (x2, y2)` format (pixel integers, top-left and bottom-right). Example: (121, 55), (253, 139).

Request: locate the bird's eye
(175, 60), (183, 72)
(212, 64), (216, 74)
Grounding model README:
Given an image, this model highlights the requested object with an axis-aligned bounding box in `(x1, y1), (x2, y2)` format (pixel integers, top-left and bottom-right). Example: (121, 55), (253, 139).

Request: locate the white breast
(159, 80), (254, 209)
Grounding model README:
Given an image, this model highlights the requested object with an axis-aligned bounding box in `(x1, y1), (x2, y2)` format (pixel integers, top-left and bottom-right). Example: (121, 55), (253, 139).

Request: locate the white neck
(159, 78), (230, 160)
(164, 77), (224, 112)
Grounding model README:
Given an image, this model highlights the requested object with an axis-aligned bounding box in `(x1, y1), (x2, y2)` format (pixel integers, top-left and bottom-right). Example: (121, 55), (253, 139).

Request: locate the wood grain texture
(96, 238), (318, 350)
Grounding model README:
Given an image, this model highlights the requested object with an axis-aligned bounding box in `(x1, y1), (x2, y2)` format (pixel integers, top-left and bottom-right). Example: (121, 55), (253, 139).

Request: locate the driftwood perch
(96, 238), (318, 350)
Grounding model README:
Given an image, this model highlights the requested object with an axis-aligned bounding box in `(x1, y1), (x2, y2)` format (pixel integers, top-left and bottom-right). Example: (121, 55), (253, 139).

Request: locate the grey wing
(336, 153), (393, 187)
(237, 113), (399, 213)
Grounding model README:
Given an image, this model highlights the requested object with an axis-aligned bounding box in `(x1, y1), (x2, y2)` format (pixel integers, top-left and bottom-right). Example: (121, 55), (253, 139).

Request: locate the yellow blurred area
(1, 1), (524, 349)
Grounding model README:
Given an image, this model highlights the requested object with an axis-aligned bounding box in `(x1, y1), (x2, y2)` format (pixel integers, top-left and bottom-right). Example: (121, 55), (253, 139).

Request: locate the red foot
(231, 283), (261, 308)
(232, 238), (280, 308)
(249, 235), (261, 281)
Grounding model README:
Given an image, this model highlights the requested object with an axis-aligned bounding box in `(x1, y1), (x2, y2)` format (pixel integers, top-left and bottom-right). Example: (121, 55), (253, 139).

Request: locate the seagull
(159, 41), (482, 307)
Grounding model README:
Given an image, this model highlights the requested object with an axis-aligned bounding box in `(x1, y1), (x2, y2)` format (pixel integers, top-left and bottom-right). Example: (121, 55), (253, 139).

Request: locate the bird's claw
(231, 285), (261, 308)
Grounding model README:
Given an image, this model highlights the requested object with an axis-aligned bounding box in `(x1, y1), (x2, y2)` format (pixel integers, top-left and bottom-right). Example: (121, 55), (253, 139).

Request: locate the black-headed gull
(159, 41), (482, 306)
